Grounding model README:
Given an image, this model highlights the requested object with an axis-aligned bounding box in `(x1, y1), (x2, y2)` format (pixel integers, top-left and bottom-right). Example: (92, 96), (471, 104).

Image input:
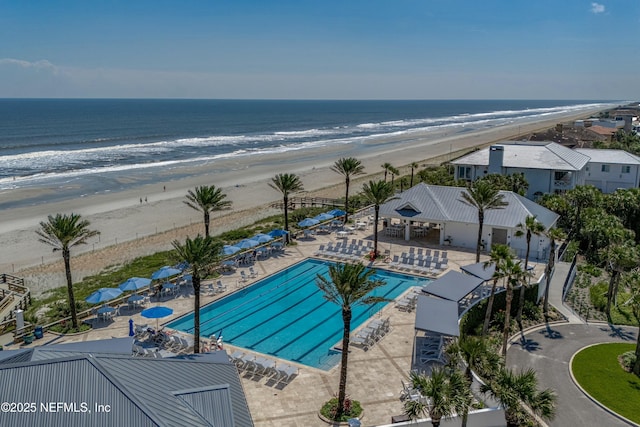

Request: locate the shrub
(578, 263), (602, 278)
(589, 282), (609, 312)
(320, 397), (362, 422)
(563, 240), (579, 261)
(620, 351), (637, 372)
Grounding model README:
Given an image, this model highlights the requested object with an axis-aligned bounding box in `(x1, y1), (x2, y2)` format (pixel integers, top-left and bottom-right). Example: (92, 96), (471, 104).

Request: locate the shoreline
(0, 107), (607, 296)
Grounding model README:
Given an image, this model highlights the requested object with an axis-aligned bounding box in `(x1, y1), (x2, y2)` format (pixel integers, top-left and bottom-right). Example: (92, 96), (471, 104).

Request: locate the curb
(569, 343), (639, 427)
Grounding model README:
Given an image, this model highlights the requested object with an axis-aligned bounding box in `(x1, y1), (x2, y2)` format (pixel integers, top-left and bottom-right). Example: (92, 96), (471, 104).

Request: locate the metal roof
(421, 271), (484, 302)
(575, 148), (640, 164)
(175, 384), (235, 427)
(379, 184), (559, 229)
(414, 295), (460, 337)
(30, 337), (135, 361)
(460, 262), (496, 281)
(0, 340), (253, 427)
(0, 348), (33, 364)
(451, 141), (590, 171)
(97, 355), (253, 427)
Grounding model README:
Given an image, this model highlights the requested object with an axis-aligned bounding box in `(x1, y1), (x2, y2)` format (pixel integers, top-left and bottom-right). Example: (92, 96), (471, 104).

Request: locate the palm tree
(184, 185), (232, 238)
(482, 244), (514, 336)
(269, 173), (304, 240)
(361, 180), (396, 259)
(460, 180), (508, 263)
(36, 213), (99, 329)
(514, 215), (545, 332)
(404, 367), (472, 427)
(481, 367), (556, 427)
(171, 235), (222, 353)
(602, 241), (639, 321)
(450, 335), (502, 380)
(502, 259), (527, 360)
(331, 157), (365, 224)
(410, 162), (419, 187)
(622, 271), (640, 375)
(543, 227), (565, 319)
(381, 162), (393, 181)
(389, 166), (400, 188)
(446, 336), (500, 427)
(316, 262), (387, 420)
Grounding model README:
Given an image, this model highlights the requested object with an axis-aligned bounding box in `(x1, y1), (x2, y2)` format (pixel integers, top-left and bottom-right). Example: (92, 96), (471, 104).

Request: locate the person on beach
(145, 197), (148, 203)
(140, 197), (142, 204)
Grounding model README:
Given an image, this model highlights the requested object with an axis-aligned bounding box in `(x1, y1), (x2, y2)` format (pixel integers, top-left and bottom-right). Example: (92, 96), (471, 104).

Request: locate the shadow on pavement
(601, 324), (636, 341)
(514, 336), (541, 352)
(539, 324), (563, 340)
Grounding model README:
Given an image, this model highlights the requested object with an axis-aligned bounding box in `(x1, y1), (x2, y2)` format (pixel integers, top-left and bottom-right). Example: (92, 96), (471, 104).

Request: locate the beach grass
(572, 343), (640, 423)
(25, 214), (289, 324)
(26, 251), (175, 323)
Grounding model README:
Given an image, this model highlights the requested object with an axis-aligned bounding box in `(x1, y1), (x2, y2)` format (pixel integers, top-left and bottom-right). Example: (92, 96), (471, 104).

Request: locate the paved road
(507, 323), (638, 427)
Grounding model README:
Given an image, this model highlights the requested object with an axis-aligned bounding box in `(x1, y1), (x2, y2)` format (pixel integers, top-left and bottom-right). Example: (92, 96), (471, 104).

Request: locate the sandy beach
(0, 106), (606, 296)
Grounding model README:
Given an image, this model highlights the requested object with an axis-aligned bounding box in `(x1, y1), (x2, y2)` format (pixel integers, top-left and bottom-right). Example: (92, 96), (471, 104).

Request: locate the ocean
(0, 99), (617, 208)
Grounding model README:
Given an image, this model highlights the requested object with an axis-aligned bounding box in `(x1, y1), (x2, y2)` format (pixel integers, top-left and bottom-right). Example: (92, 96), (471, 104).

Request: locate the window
(622, 165), (631, 174)
(457, 166), (472, 181)
(601, 164), (610, 173)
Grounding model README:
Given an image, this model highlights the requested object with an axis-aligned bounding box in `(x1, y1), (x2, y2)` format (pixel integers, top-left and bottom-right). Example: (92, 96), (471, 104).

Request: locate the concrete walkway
(507, 323), (638, 427)
(548, 261), (584, 324)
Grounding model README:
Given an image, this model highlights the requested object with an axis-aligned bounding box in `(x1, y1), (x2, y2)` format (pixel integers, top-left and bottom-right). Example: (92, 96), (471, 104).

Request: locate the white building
(379, 184), (559, 260)
(451, 141), (640, 198)
(574, 148), (640, 193)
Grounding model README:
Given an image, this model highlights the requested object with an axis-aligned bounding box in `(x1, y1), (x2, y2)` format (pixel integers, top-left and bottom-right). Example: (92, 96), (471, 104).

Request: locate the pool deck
(10, 224), (540, 426)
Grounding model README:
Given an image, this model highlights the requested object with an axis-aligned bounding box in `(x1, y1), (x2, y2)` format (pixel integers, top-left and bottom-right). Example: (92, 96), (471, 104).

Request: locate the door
(492, 228), (508, 245)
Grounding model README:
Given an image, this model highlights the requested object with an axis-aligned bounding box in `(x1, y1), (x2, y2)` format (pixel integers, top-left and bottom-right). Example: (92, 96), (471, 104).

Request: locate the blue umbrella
(141, 306), (174, 330)
(222, 245), (241, 255)
(151, 266), (182, 280)
(85, 287), (123, 304)
(298, 218), (320, 227)
(314, 213), (334, 221)
(118, 277), (152, 292)
(252, 233), (273, 243)
(327, 209), (346, 217)
(268, 229), (289, 237)
(128, 318), (135, 337)
(237, 239), (260, 249)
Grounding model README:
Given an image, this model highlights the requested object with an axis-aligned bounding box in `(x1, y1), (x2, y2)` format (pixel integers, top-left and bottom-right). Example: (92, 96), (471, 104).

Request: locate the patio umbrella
(327, 209), (346, 217)
(313, 213), (334, 221)
(237, 238), (260, 249)
(252, 233), (273, 243)
(85, 287), (123, 304)
(151, 266), (182, 280)
(298, 218), (320, 227)
(118, 277), (152, 292)
(141, 306), (174, 330)
(267, 229), (289, 237)
(222, 245), (241, 256)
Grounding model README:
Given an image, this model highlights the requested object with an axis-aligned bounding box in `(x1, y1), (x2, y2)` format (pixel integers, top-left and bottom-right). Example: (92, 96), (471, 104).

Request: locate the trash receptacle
(34, 326), (43, 339)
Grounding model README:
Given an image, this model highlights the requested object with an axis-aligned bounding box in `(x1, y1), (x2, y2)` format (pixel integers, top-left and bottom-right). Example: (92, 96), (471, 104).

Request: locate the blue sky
(0, 0), (637, 99)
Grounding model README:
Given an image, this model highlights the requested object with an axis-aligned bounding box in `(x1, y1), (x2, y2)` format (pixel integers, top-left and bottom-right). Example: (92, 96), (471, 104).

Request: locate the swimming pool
(167, 258), (428, 370)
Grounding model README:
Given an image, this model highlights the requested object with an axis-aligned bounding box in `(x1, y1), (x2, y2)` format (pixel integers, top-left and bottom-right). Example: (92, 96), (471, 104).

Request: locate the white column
(404, 221), (410, 241)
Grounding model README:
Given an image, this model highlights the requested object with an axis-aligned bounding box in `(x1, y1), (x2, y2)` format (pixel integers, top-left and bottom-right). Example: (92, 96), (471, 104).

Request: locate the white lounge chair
(249, 266), (259, 278)
(216, 280), (227, 293)
(276, 363), (298, 383)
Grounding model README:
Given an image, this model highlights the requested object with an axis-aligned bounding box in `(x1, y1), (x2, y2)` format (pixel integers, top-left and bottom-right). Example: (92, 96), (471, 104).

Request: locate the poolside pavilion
(378, 183), (559, 261)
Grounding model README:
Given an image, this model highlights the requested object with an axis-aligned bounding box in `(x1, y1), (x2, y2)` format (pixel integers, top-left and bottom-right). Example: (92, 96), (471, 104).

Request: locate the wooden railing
(270, 197), (344, 210)
(0, 273), (32, 323)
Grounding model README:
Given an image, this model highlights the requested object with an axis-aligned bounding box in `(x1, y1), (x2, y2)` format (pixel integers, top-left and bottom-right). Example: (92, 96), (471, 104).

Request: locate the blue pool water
(167, 258), (428, 370)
